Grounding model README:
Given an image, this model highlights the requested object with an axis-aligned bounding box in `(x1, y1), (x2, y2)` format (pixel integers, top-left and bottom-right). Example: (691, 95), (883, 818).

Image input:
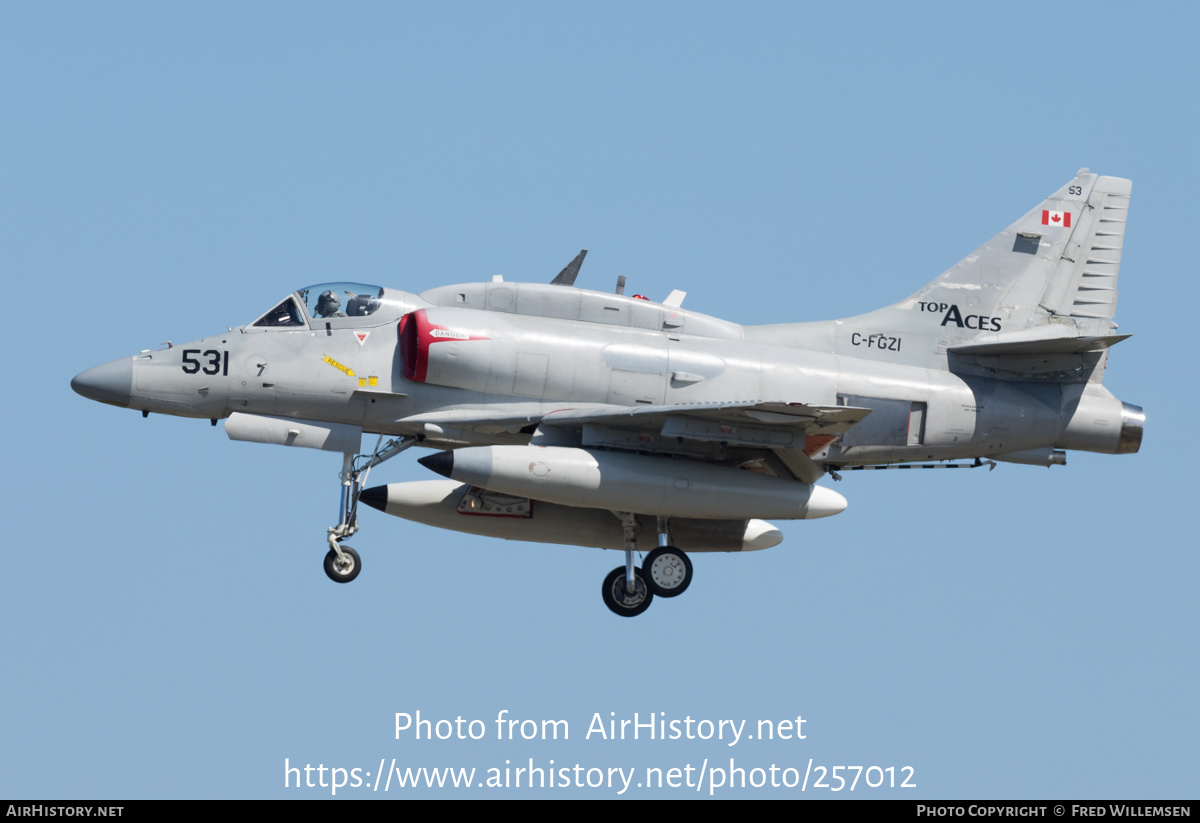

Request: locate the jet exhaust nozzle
(1117, 402), (1145, 454)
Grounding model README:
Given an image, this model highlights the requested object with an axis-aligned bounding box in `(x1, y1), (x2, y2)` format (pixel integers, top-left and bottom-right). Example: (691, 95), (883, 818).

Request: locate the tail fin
(893, 168), (1132, 340)
(1038, 174), (1131, 326)
(748, 170), (1134, 377)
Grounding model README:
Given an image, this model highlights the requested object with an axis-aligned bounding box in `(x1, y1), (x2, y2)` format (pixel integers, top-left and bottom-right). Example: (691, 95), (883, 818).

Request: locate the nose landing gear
(323, 435), (418, 584)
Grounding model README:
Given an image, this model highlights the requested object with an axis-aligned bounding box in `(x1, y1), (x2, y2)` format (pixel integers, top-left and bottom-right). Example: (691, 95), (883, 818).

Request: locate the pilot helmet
(317, 290), (341, 315)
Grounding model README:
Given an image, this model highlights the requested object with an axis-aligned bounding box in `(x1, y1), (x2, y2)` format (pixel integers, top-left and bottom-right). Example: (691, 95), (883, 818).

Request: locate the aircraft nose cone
(71, 358), (134, 408)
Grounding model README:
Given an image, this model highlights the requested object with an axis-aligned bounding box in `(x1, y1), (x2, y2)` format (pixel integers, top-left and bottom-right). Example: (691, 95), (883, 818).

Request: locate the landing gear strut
(643, 515), (692, 597)
(323, 435), (418, 584)
(601, 514), (693, 616)
(602, 512), (653, 617)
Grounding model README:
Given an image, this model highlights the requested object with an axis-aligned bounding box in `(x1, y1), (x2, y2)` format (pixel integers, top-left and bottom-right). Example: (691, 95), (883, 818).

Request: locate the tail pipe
(1117, 402), (1145, 454)
(1058, 391), (1145, 456)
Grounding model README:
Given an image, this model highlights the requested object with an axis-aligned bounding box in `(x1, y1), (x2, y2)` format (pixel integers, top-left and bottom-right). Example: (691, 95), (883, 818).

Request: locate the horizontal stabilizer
(950, 333), (1130, 356)
(947, 326), (1130, 382)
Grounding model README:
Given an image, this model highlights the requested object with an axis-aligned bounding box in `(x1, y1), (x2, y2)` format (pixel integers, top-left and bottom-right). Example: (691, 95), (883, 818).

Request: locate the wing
(537, 400), (872, 483)
(401, 399), (871, 482)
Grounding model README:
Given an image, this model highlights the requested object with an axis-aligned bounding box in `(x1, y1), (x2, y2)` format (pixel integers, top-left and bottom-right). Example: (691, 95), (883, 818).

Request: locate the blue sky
(2, 1), (1196, 798)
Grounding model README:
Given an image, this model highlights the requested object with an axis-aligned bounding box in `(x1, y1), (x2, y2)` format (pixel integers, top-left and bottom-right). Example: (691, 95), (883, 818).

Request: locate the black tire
(324, 546), (362, 583)
(642, 546), (692, 597)
(601, 566), (653, 617)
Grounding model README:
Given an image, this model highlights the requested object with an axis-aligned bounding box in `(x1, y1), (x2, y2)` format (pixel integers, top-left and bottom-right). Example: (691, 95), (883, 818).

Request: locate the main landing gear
(323, 435), (418, 584)
(644, 545), (693, 597)
(602, 514), (693, 617)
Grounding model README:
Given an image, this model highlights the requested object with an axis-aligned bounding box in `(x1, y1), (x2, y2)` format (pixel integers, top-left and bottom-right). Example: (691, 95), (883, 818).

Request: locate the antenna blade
(550, 249), (588, 286)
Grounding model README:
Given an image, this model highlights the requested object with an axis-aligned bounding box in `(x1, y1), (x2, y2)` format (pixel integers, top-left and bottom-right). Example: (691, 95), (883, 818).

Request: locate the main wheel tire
(324, 546), (362, 583)
(642, 546), (692, 597)
(601, 566), (653, 617)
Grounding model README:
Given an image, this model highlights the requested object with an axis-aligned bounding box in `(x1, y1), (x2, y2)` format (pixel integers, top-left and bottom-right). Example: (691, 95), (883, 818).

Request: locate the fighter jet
(72, 169), (1144, 616)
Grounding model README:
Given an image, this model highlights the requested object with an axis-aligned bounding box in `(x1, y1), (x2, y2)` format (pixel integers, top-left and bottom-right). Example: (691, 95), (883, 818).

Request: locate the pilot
(315, 290), (347, 318)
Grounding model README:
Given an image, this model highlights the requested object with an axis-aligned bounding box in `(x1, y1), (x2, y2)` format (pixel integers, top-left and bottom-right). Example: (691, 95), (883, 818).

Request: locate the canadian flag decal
(1041, 210), (1071, 227)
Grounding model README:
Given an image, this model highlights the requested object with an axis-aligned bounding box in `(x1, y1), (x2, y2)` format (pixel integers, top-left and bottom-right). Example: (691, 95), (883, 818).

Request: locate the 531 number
(181, 349), (229, 376)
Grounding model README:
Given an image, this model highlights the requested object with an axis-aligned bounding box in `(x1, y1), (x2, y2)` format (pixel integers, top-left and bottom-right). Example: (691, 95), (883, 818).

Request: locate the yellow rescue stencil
(357, 376), (380, 387)
(322, 355), (356, 377)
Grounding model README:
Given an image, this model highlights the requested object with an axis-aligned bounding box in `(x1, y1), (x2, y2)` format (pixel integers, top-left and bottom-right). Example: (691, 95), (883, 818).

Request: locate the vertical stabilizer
(887, 169), (1131, 339)
(1037, 174), (1130, 329)
(746, 171), (1135, 376)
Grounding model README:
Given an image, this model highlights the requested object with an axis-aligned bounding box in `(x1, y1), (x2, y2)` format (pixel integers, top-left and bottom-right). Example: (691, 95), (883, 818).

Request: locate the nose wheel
(324, 546), (361, 583)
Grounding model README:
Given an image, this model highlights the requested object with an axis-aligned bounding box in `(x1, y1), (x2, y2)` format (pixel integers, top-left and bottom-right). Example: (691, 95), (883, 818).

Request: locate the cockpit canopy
(297, 283), (385, 319)
(253, 283), (386, 328)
